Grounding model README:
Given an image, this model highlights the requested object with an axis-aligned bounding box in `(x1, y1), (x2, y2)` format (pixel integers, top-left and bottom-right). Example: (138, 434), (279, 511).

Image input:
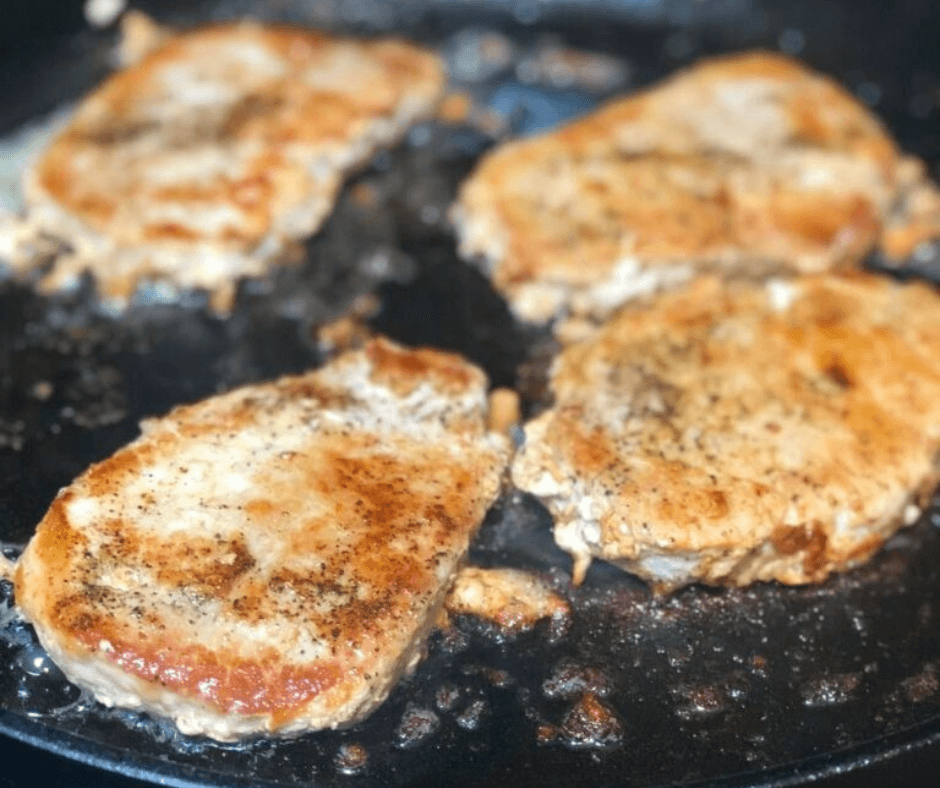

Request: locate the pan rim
(3, 705), (940, 788)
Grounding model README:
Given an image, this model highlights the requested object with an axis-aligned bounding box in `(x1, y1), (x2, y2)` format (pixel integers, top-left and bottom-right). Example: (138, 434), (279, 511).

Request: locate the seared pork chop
(18, 23), (444, 310)
(512, 273), (940, 590)
(452, 51), (940, 325)
(14, 338), (509, 740)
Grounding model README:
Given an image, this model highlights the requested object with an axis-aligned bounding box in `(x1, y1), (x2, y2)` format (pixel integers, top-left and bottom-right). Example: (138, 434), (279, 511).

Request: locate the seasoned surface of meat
(14, 339), (509, 740)
(17, 23), (445, 310)
(512, 273), (940, 589)
(453, 51), (940, 325)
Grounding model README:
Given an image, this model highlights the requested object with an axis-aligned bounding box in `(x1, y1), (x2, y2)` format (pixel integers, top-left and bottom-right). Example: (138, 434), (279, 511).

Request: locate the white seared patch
(766, 277), (800, 312)
(573, 257), (694, 318)
(633, 553), (703, 587)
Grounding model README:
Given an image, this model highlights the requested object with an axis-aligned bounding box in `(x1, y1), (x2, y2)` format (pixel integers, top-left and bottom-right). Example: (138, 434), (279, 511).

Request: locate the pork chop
(17, 23), (445, 310)
(452, 51), (940, 325)
(512, 273), (940, 590)
(14, 338), (509, 740)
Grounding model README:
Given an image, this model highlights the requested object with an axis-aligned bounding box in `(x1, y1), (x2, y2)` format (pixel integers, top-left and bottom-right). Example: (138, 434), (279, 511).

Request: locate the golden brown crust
(512, 273), (940, 590)
(23, 23), (445, 309)
(453, 51), (936, 324)
(363, 339), (482, 396)
(15, 338), (509, 739)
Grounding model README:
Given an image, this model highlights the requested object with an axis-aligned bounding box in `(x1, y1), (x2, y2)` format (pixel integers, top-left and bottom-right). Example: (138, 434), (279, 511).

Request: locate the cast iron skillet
(2, 1), (940, 787)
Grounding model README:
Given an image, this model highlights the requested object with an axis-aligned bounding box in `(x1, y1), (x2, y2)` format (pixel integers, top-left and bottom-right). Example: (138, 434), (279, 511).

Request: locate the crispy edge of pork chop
(13, 338), (510, 740)
(444, 566), (570, 635)
(451, 50), (939, 326)
(17, 22), (445, 312)
(512, 273), (940, 591)
(880, 155), (940, 262)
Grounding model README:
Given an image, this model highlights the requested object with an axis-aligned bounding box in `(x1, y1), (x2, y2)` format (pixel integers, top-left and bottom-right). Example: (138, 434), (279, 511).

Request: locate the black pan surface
(2, 2), (940, 786)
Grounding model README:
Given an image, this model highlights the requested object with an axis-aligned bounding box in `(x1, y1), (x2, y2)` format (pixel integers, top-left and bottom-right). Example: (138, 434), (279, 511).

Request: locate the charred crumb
(333, 742), (369, 775)
(394, 704), (440, 749)
(799, 672), (864, 707)
(558, 692), (624, 748)
(434, 683), (461, 712)
(672, 682), (731, 718)
(542, 660), (612, 699)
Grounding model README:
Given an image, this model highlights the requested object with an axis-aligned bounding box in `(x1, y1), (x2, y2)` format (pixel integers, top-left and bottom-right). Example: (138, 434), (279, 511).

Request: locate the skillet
(1, 1), (940, 786)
